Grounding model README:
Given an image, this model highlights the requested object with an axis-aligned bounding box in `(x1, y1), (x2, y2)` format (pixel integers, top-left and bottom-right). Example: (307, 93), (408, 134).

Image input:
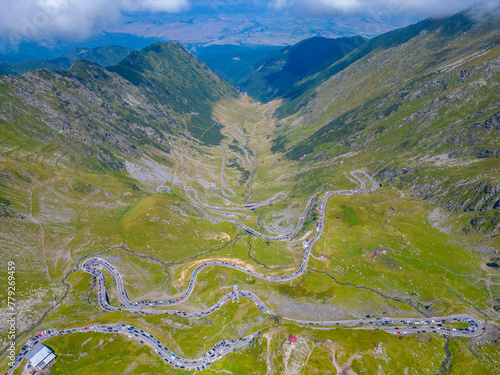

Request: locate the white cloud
(0, 0), (189, 45)
(466, 0), (500, 20)
(122, 0), (190, 12)
(269, 0), (483, 17)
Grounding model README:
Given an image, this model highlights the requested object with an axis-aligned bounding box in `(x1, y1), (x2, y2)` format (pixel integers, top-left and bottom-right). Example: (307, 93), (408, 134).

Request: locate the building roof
(25, 344), (45, 361)
(26, 344), (55, 368)
(38, 353), (56, 369)
(289, 335), (297, 343)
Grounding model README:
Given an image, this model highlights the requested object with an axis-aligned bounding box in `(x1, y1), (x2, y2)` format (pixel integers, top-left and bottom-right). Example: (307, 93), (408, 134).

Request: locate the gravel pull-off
(125, 157), (173, 189)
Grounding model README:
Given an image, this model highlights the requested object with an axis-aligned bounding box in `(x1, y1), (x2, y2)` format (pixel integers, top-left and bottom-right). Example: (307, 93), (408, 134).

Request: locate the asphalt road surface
(214, 101), (273, 199)
(6, 324), (261, 373)
(6, 170), (484, 374)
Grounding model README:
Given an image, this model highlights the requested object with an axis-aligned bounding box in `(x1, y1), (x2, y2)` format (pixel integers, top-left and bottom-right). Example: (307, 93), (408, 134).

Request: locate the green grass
(444, 338), (500, 374)
(119, 194), (238, 262)
(1, 56), (499, 375)
(43, 332), (175, 375)
(340, 205), (362, 227)
(311, 192), (490, 316)
(443, 322), (470, 329)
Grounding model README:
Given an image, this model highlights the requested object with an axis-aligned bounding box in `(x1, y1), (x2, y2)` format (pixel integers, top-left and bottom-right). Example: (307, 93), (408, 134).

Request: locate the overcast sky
(0, 0), (489, 48)
(268, 0), (482, 15)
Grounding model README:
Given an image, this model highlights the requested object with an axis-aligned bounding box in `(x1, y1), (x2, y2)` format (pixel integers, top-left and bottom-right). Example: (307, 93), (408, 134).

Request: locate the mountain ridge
(0, 45), (133, 76)
(240, 36), (367, 102)
(108, 41), (236, 146)
(275, 10), (499, 118)
(0, 41), (235, 175)
(269, 10), (500, 220)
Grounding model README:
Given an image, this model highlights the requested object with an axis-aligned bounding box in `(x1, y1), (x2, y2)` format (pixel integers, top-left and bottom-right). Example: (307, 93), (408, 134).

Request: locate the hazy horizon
(0, 0), (491, 61)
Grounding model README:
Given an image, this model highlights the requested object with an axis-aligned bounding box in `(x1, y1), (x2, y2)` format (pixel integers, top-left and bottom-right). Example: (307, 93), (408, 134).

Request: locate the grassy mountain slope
(108, 42), (236, 146)
(193, 44), (282, 87)
(0, 45), (133, 76)
(271, 10), (500, 228)
(275, 13), (484, 118)
(0, 42), (242, 359)
(0, 60), (172, 172)
(241, 36), (366, 102)
(0, 41), (234, 175)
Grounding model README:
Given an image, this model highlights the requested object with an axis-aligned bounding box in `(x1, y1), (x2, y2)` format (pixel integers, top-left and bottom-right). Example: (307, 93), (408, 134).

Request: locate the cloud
(466, 0), (500, 20)
(268, 0), (483, 17)
(0, 0), (189, 46)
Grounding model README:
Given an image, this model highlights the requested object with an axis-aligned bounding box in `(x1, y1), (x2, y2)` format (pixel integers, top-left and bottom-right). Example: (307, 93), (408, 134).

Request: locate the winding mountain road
(5, 103), (484, 374)
(6, 170), (484, 374)
(212, 101), (274, 200)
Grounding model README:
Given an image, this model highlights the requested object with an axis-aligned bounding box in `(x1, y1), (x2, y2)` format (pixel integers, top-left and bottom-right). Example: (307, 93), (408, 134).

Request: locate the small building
(289, 335), (297, 343)
(25, 344), (56, 370)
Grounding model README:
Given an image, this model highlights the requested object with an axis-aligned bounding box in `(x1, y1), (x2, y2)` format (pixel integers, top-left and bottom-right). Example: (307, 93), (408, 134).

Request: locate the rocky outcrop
(466, 111), (500, 131)
(459, 182), (500, 212)
(470, 211), (500, 233)
(422, 180), (500, 213)
(476, 147), (500, 158)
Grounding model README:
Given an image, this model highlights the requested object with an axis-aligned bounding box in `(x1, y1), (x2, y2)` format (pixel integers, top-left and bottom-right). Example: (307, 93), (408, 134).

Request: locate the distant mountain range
(0, 45), (133, 75)
(191, 44), (282, 88)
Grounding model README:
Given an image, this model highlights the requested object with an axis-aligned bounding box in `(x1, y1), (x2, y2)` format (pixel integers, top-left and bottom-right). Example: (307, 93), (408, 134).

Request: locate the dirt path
(328, 342), (359, 375)
(263, 327), (279, 375)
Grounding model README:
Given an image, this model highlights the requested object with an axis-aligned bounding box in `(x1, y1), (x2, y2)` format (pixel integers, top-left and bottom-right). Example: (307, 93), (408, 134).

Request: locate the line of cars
(6, 324), (261, 374)
(7, 171), (483, 374)
(82, 257), (484, 340)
